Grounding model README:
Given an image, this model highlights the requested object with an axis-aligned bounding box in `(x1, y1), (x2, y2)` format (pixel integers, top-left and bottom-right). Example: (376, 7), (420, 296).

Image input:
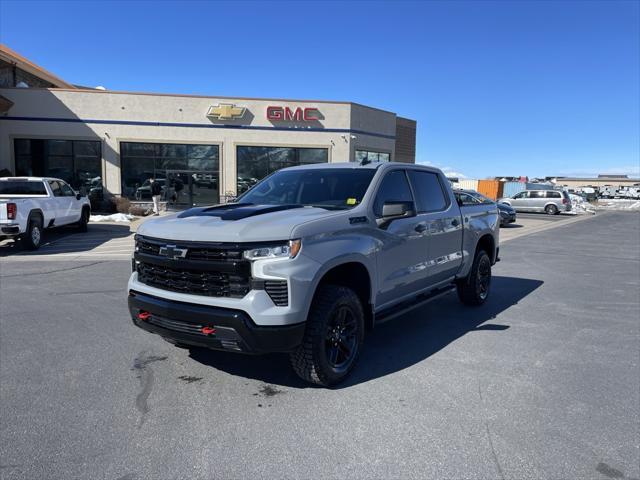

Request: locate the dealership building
(0, 45), (416, 207)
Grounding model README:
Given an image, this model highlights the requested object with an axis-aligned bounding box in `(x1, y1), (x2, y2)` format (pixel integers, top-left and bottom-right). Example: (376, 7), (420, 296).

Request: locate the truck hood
(136, 203), (342, 243)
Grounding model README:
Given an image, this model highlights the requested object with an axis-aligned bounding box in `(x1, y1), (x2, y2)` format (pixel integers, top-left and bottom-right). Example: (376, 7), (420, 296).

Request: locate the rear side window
(0, 181), (47, 195)
(407, 170), (448, 212)
(373, 170), (414, 217)
(529, 191), (545, 198)
(546, 191), (561, 198)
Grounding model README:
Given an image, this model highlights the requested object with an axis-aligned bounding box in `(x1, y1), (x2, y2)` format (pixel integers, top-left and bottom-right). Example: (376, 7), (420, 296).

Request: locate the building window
(355, 150), (390, 163)
(13, 139), (101, 194)
(120, 142), (219, 205)
(236, 146), (328, 194)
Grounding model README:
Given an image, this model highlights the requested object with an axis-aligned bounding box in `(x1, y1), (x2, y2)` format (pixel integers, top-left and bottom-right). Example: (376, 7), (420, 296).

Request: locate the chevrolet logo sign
(159, 245), (188, 260)
(206, 103), (246, 120)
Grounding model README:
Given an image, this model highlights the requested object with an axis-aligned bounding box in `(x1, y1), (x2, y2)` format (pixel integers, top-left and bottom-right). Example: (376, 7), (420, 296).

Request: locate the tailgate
(0, 201), (7, 221)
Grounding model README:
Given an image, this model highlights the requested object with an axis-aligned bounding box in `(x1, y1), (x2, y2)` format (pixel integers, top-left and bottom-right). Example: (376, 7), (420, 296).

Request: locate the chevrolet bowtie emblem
(159, 245), (188, 260)
(206, 103), (246, 120)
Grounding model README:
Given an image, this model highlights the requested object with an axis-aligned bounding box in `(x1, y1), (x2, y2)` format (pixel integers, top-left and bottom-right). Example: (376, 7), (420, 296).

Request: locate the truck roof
(0, 177), (62, 182)
(280, 161), (441, 174)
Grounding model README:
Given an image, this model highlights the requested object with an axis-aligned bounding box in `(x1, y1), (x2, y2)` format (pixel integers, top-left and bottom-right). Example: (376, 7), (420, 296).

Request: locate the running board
(374, 284), (457, 325)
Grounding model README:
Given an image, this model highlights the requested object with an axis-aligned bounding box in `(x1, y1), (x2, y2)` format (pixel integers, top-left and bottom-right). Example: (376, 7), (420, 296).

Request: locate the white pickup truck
(0, 177), (91, 250)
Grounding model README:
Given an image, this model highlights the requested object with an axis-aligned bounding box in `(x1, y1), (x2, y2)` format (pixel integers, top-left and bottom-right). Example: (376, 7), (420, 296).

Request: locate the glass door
(166, 170), (219, 208)
(166, 171), (192, 209)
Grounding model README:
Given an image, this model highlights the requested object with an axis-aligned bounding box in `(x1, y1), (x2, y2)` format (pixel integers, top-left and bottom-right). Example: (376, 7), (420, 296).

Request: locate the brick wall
(0, 59), (56, 88)
(394, 117), (416, 163)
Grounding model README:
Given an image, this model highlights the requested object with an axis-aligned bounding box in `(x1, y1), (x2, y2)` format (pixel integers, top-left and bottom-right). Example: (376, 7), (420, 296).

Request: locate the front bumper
(499, 212), (516, 225)
(128, 290), (306, 354)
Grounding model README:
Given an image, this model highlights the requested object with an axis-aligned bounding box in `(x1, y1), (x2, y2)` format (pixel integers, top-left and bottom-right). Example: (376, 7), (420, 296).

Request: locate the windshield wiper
(307, 204), (350, 210)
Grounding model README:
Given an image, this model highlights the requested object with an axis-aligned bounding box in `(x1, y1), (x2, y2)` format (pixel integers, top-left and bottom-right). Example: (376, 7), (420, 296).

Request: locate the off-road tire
(457, 249), (491, 306)
(77, 207), (90, 232)
(545, 204), (558, 215)
(290, 285), (364, 386)
(23, 216), (43, 251)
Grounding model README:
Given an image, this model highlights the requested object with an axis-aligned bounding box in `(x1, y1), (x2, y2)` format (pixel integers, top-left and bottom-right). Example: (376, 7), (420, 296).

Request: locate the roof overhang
(0, 44), (75, 89)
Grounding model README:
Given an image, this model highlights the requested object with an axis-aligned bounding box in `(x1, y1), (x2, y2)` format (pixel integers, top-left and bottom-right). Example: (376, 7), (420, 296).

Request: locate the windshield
(238, 168), (376, 209)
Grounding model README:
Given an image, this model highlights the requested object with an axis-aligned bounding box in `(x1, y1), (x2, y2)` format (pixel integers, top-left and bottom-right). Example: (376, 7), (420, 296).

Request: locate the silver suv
(499, 189), (571, 215)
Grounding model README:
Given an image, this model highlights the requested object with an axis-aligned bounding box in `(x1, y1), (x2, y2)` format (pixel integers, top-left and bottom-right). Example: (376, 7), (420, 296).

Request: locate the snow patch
(90, 213), (136, 223)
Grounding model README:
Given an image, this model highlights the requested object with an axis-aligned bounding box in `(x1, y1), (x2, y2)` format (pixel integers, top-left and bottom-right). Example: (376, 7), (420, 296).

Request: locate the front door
(166, 170), (219, 208)
(372, 169), (430, 310)
(166, 171), (191, 208)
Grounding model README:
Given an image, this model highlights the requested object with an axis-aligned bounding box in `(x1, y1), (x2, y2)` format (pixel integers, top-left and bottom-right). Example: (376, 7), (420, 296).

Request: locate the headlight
(243, 239), (301, 260)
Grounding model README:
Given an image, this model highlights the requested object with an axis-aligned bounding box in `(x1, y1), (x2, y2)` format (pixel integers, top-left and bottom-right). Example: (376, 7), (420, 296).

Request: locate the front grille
(265, 280), (288, 306)
(135, 236), (251, 298)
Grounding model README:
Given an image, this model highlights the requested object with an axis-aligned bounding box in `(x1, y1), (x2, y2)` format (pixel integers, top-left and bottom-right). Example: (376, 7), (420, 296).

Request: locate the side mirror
(76, 193), (82, 200)
(377, 201), (415, 228)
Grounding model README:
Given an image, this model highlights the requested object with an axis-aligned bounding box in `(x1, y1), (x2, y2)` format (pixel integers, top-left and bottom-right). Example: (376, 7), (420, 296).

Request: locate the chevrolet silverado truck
(128, 162), (499, 386)
(0, 177), (91, 250)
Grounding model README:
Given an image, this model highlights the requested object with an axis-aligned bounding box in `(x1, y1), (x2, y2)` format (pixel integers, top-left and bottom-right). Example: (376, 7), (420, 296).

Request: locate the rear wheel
(457, 249), (491, 306)
(290, 285), (364, 386)
(545, 204), (558, 215)
(23, 216), (43, 250)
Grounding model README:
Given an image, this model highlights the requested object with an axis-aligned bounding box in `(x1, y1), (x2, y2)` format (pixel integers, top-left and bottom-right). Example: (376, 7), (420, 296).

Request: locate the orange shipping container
(477, 180), (504, 200)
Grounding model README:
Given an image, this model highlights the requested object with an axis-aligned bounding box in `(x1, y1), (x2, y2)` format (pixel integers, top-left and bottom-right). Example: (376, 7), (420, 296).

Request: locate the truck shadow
(188, 276), (543, 388)
(0, 223), (132, 257)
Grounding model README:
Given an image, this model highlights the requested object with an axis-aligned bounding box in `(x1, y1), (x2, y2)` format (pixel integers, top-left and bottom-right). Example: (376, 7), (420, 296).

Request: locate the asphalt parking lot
(1, 212), (638, 479)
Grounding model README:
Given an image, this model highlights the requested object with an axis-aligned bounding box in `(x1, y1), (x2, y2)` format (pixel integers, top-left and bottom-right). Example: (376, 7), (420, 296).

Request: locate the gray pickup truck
(128, 162), (499, 385)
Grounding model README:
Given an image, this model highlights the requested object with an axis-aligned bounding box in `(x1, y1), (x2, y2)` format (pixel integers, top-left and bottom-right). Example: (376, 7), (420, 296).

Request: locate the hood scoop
(177, 203), (304, 221)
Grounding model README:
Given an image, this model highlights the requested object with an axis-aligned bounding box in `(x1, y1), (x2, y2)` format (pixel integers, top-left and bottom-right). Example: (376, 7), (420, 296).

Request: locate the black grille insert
(135, 236), (251, 298)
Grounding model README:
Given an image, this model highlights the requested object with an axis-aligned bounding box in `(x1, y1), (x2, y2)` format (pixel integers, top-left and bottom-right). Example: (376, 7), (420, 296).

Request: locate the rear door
(528, 191), (547, 211)
(407, 169), (463, 285)
(372, 169), (430, 309)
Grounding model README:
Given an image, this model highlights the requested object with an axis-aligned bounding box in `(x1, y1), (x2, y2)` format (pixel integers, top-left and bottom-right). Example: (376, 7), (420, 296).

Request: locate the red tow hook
(137, 311), (151, 321)
(201, 326), (216, 335)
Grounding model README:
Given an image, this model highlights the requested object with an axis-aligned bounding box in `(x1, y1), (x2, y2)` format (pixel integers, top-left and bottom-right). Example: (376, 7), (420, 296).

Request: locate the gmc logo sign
(266, 106), (320, 122)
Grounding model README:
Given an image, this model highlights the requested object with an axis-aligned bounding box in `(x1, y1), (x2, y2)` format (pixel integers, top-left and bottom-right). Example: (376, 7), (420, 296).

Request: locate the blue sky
(1, 0), (638, 179)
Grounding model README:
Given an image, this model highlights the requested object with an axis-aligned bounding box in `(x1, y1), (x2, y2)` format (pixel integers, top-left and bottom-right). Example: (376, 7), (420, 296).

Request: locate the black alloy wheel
(290, 284), (365, 386)
(325, 305), (358, 372)
(476, 254), (491, 301)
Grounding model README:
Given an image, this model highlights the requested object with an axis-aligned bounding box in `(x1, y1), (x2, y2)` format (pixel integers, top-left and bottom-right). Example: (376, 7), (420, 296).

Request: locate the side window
(373, 170), (413, 217)
(59, 181), (76, 197)
(546, 191), (561, 198)
(407, 170), (449, 212)
(530, 191), (545, 198)
(48, 181), (62, 197)
(513, 191), (528, 199)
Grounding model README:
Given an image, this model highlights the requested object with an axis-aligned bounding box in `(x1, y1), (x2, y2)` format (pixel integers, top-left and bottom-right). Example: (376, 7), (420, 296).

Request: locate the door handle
(414, 223), (427, 233)
(451, 218), (460, 227)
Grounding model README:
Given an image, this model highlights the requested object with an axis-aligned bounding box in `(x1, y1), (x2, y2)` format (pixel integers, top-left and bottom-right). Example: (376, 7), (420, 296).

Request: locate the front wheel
(457, 249), (491, 306)
(290, 285), (364, 386)
(77, 208), (90, 232)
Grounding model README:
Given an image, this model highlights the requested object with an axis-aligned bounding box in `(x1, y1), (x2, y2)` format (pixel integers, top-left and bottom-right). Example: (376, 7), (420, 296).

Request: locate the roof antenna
(360, 156), (371, 166)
